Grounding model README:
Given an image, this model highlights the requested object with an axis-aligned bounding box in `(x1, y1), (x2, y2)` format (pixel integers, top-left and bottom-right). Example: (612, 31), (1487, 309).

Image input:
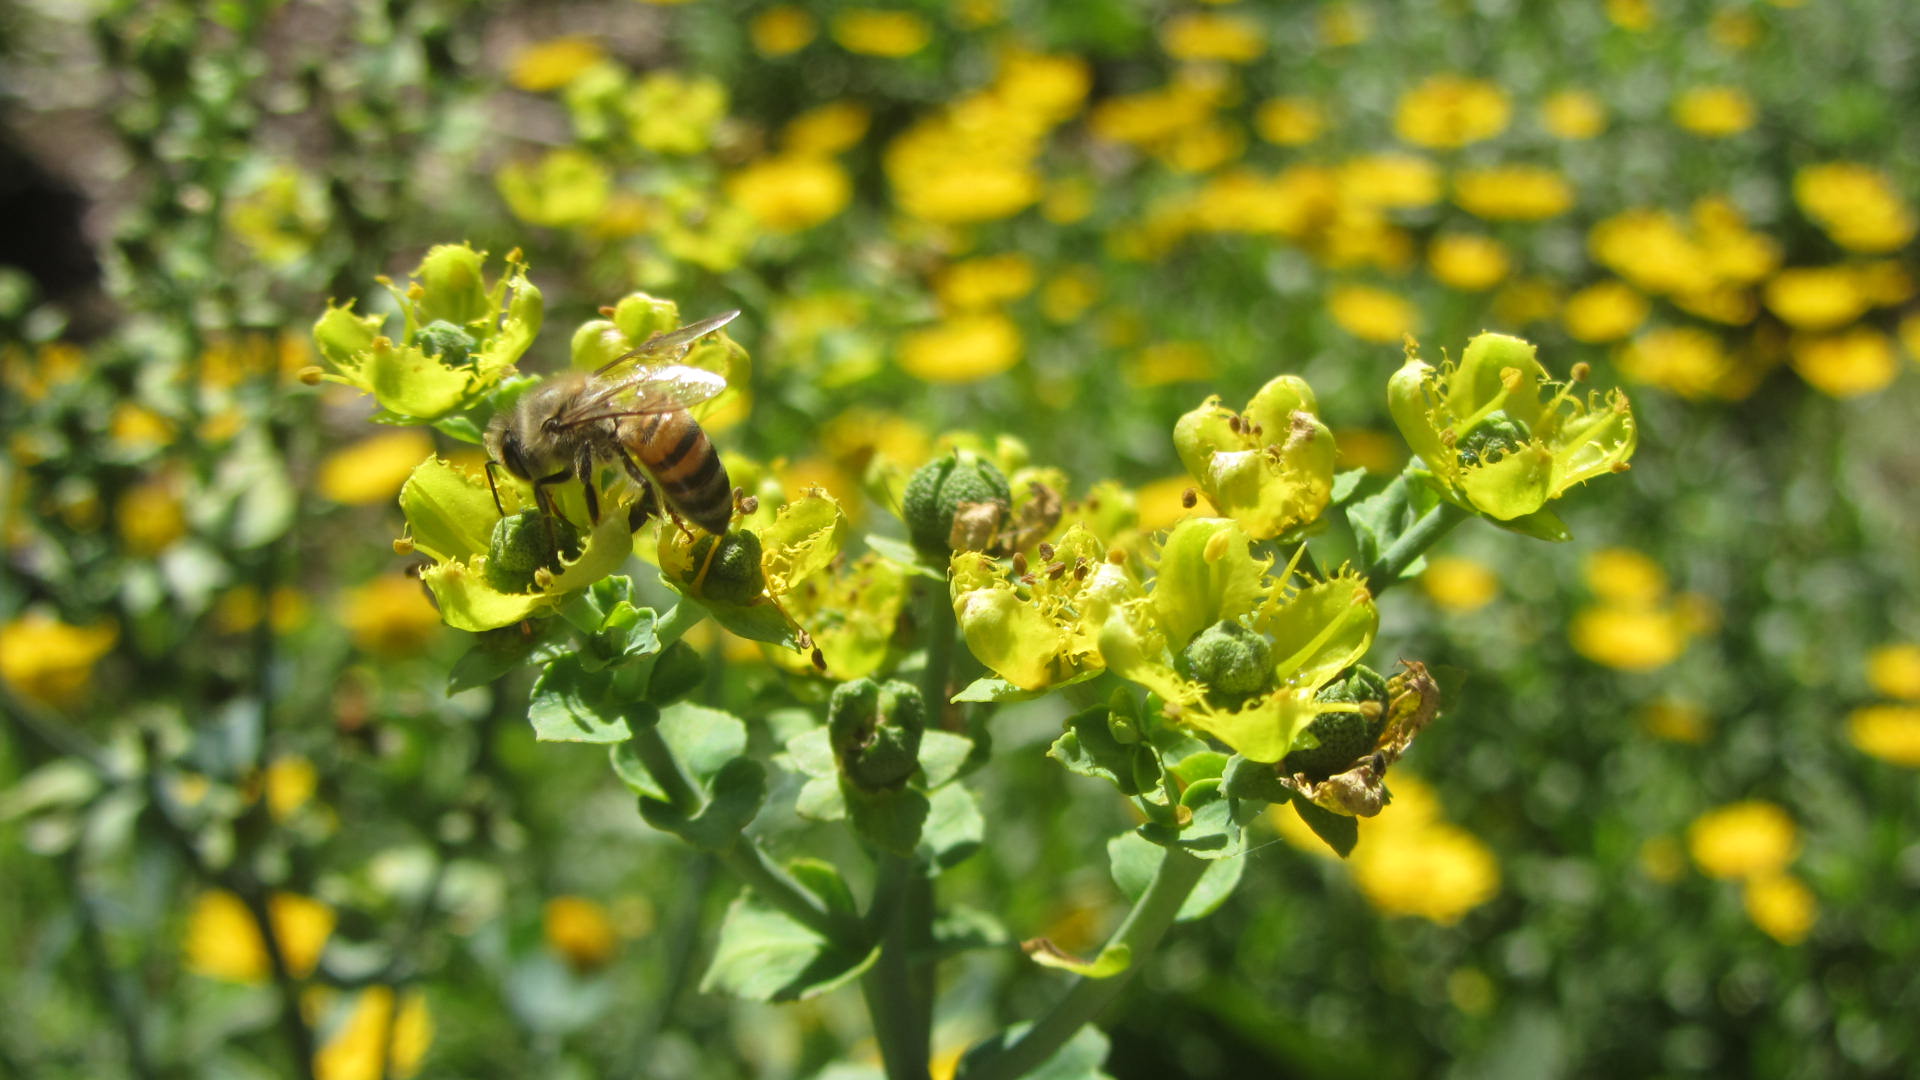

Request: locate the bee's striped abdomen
(626, 410), (732, 534)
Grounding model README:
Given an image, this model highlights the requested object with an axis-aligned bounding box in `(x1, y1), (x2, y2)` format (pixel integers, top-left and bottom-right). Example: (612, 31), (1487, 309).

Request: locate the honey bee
(484, 310), (740, 536)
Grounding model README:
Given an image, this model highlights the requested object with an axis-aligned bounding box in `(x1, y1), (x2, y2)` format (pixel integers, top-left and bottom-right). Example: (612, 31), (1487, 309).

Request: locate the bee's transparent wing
(592, 309), (742, 376)
(552, 364), (729, 427)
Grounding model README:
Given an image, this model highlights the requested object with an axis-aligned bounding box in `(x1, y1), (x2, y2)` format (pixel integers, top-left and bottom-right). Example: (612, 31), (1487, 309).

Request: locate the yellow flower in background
(117, 478), (187, 556)
(314, 987), (432, 1080)
(1332, 428), (1403, 474)
(1492, 277), (1560, 327)
(1255, 97), (1324, 145)
(898, 312), (1021, 382)
(495, 148), (612, 229)
(508, 36), (603, 92)
(1672, 86), (1756, 137)
(109, 402), (177, 453)
(1605, 0), (1655, 30)
(1277, 776), (1499, 924)
(1327, 284), (1415, 343)
(225, 166), (327, 266)
(1133, 474), (1213, 532)
(1317, 2), (1371, 46)
(184, 890), (334, 982)
(1617, 326), (1746, 401)
(1640, 699), (1711, 743)
(751, 5), (817, 56)
(628, 72), (728, 154)
(1743, 873), (1816, 945)
(1422, 556), (1499, 612)
(1709, 8), (1763, 50)
(832, 9), (931, 57)
(1853, 260), (1915, 307)
(265, 756), (318, 821)
(728, 155), (851, 232)
(821, 407), (932, 472)
(1789, 327), (1898, 398)
(1393, 75), (1510, 149)
(1160, 12), (1266, 63)
(1342, 153), (1441, 209)
(1687, 800), (1798, 880)
(1794, 163), (1916, 253)
(1848, 705), (1920, 767)
(1764, 267), (1870, 331)
(2, 340), (87, 402)
(783, 101), (871, 155)
(213, 585), (310, 635)
(318, 430), (435, 506)
(1126, 342), (1213, 387)
(1589, 208), (1710, 296)
(1867, 643), (1920, 700)
(544, 896), (620, 972)
(0, 613), (117, 707)
(341, 576), (442, 658)
(936, 253), (1036, 310)
(1562, 281), (1649, 343)
(1541, 89), (1606, 139)
(1428, 232), (1510, 291)
(1453, 165), (1574, 221)
(1584, 547), (1666, 605)
(1570, 606), (1688, 670)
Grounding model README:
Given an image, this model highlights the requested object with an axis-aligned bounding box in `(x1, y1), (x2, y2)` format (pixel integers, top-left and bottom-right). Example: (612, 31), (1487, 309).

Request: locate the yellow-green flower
(1393, 75), (1509, 149)
(1389, 332), (1637, 530)
(184, 890), (334, 983)
(950, 524), (1139, 692)
(313, 987), (432, 1080)
(496, 148), (612, 229)
(1687, 800), (1798, 880)
(1098, 518), (1378, 762)
(312, 245), (542, 423)
(544, 896), (620, 972)
(625, 71), (728, 154)
(0, 612), (118, 706)
(1173, 375), (1336, 541)
(771, 553), (910, 680)
(658, 488), (848, 652)
(1743, 873), (1816, 945)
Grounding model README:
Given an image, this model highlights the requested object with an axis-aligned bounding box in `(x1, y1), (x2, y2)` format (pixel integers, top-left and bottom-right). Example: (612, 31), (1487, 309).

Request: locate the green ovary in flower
(1389, 332), (1636, 525)
(1098, 517), (1379, 762)
(950, 524), (1140, 691)
(312, 245), (543, 423)
(1174, 375), (1337, 540)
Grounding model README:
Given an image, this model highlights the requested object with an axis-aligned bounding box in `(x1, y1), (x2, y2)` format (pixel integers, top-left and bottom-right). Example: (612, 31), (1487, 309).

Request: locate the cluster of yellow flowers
(1685, 800), (1816, 945)
(1569, 548), (1716, 672)
(1850, 643), (1920, 767)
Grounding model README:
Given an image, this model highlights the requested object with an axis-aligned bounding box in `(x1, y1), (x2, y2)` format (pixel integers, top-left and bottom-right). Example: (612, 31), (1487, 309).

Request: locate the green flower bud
(415, 320), (478, 367)
(685, 529), (766, 605)
(1175, 620), (1274, 709)
(485, 510), (584, 593)
(1284, 664), (1390, 779)
(902, 450), (1011, 555)
(828, 678), (926, 790)
(1454, 409), (1530, 468)
(414, 244), (490, 327)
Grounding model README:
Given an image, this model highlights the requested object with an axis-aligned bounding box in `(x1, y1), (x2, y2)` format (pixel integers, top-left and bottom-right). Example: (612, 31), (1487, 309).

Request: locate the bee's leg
(575, 446), (601, 525)
(532, 471), (571, 554)
(485, 461), (507, 516)
(618, 450), (661, 531)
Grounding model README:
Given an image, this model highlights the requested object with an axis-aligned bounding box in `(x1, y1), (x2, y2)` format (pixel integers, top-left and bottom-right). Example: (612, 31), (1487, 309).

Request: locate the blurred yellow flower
(1848, 705), (1920, 767)
(1317, 2), (1371, 46)
(1709, 8), (1763, 50)
(822, 407), (932, 473)
(1867, 643), (1920, 700)
(1789, 327), (1898, 398)
(1640, 699), (1711, 743)
(1606, 0), (1655, 30)
(994, 48), (1091, 121)
(1276, 776), (1499, 923)
(1453, 165), (1574, 221)
(266, 756), (318, 821)
(213, 584), (310, 635)
(1902, 312), (1920, 363)
(1794, 163), (1916, 253)
(1590, 208), (1710, 296)
(1672, 86), (1756, 137)
(898, 313), (1021, 382)
(507, 36), (603, 92)
(1393, 75), (1510, 149)
(1343, 153), (1441, 209)
(1134, 475), (1213, 532)
(544, 896), (620, 972)
(1427, 232), (1510, 291)
(1160, 12), (1266, 63)
(1742, 873), (1815, 945)
(117, 478), (187, 556)
(728, 154), (851, 232)
(2, 340), (86, 402)
(628, 72), (727, 154)
(1492, 277), (1560, 327)
(1040, 267), (1101, 323)
(1617, 326), (1746, 400)
(1042, 176), (1095, 224)
(1687, 801), (1798, 880)
(1583, 547), (1666, 605)
(184, 890), (334, 982)
(1853, 260), (1915, 307)
(314, 987), (432, 1080)
(109, 402), (176, 453)
(1422, 556), (1499, 612)
(1255, 97), (1323, 145)
(1332, 427), (1403, 474)
(1126, 342), (1213, 387)
(1541, 90), (1606, 139)
(226, 166), (327, 266)
(1763, 267), (1870, 331)
(783, 101), (871, 155)
(1327, 284), (1415, 343)
(495, 149), (611, 229)
(936, 253), (1036, 310)
(341, 576), (442, 658)
(832, 9), (931, 57)
(318, 430), (434, 506)
(1570, 606), (1688, 670)
(0, 613), (117, 707)
(1562, 281), (1649, 343)
(751, 5), (817, 56)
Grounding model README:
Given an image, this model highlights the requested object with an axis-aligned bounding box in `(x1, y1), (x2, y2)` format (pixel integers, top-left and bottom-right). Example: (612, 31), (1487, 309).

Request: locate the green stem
(959, 847), (1208, 1080)
(1363, 502), (1470, 597)
(654, 600), (704, 650)
(863, 853), (932, 1080)
(627, 723), (864, 950)
(919, 576), (957, 719)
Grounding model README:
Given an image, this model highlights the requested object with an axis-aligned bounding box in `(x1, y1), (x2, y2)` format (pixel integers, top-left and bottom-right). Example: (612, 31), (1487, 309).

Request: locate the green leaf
(1137, 781), (1251, 860)
(846, 785), (929, 856)
(917, 730), (974, 789)
(1048, 706), (1150, 796)
(637, 757), (765, 851)
(448, 623), (557, 694)
(952, 669), (1100, 703)
(917, 783), (983, 871)
(1219, 755), (1292, 804)
(785, 728), (837, 779)
(1168, 750), (1229, 788)
(1106, 831), (1247, 923)
(1029, 942), (1132, 978)
(1347, 472), (1437, 572)
(658, 703), (747, 781)
(696, 595), (804, 650)
(957, 1024), (1113, 1080)
(1491, 505), (1572, 542)
(863, 534), (944, 579)
(527, 655), (630, 742)
(1292, 792), (1359, 858)
(644, 640), (704, 703)
(794, 777), (846, 822)
(786, 858), (859, 916)
(700, 892), (878, 1003)
(1330, 467), (1372, 506)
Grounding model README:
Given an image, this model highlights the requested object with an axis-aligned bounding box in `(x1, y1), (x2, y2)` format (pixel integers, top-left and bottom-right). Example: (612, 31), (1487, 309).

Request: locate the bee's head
(484, 412), (532, 481)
